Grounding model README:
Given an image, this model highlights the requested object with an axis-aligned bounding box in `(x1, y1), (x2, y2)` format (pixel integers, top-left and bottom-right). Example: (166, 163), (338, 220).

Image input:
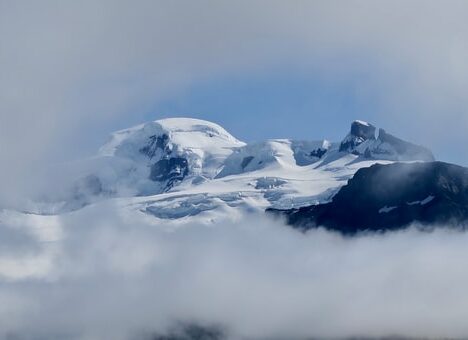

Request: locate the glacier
(11, 117), (435, 226)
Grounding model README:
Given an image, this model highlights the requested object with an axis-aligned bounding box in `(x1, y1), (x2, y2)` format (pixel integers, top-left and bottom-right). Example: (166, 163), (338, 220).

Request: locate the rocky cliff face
(270, 161), (468, 233)
(339, 120), (434, 162)
(339, 120), (376, 153)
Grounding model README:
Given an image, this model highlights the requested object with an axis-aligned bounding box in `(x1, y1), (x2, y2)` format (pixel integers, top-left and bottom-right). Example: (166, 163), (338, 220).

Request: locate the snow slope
(13, 117), (435, 226)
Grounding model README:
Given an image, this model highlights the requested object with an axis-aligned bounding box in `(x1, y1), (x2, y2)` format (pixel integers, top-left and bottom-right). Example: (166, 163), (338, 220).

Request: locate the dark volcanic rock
(150, 157), (189, 189)
(310, 148), (327, 159)
(351, 120), (376, 140)
(269, 161), (468, 234)
(339, 120), (376, 152)
(241, 155), (254, 169)
(338, 120), (434, 161)
(140, 133), (171, 159)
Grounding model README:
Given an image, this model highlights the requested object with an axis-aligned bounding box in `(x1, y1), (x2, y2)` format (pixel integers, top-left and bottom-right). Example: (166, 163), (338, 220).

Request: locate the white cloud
(1, 204), (468, 339)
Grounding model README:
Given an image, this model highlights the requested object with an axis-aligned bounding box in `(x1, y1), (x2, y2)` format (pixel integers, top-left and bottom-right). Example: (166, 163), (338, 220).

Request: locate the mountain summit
(98, 118), (245, 193)
(339, 120), (377, 152)
(339, 120), (434, 161)
(20, 116), (455, 231)
(89, 118), (434, 199)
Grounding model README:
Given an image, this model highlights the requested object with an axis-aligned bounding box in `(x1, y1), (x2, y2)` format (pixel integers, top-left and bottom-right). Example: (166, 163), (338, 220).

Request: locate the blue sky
(148, 69), (375, 143)
(119, 64), (464, 165)
(74, 57), (389, 160)
(72, 58), (466, 166)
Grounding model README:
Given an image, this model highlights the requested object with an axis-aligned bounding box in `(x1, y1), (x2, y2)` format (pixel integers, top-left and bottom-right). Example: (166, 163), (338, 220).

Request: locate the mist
(0, 203), (467, 339)
(2, 1), (468, 339)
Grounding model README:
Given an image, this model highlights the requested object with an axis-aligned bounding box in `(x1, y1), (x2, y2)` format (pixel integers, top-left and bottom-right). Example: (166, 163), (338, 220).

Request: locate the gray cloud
(1, 204), (468, 339)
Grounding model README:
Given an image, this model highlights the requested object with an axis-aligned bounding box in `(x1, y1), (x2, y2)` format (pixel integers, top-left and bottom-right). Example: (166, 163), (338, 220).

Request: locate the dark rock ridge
(309, 147), (327, 159)
(140, 133), (171, 159)
(150, 157), (189, 190)
(241, 155), (255, 169)
(339, 120), (376, 153)
(268, 161), (468, 234)
(339, 120), (434, 161)
(140, 133), (190, 190)
(351, 120), (377, 139)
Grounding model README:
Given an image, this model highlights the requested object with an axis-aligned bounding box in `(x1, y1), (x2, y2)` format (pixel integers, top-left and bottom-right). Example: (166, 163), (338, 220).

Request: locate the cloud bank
(1, 204), (468, 339)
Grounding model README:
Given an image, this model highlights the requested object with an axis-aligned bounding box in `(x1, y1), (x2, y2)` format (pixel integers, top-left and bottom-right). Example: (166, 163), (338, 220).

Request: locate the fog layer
(0, 204), (467, 339)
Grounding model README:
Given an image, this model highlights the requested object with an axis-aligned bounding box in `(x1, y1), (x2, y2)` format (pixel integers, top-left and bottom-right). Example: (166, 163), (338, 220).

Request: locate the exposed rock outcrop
(269, 161), (468, 234)
(339, 120), (434, 161)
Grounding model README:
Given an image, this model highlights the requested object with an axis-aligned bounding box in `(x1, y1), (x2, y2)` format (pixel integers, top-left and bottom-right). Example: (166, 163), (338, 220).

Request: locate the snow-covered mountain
(339, 120), (434, 161)
(3, 116), (462, 283)
(273, 161), (468, 233)
(21, 117), (436, 224)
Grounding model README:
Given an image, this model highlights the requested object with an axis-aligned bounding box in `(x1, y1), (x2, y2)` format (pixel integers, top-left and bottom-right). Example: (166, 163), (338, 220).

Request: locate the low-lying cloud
(1, 203), (468, 339)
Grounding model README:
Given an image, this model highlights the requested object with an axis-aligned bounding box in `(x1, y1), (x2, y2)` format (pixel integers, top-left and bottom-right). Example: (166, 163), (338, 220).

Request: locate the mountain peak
(99, 117), (243, 158)
(96, 117), (434, 196)
(350, 120), (376, 139)
(92, 117), (246, 196)
(339, 120), (376, 153)
(33, 116), (440, 216)
(338, 120), (434, 161)
(154, 117), (237, 139)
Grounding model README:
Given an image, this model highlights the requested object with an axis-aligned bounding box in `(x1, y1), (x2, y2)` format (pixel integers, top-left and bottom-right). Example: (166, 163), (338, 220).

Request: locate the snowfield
(10, 117), (435, 225)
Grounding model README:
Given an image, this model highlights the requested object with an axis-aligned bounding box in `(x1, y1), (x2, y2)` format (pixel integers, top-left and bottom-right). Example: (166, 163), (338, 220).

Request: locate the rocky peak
(350, 120), (376, 140)
(338, 120), (434, 162)
(339, 120), (376, 153)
